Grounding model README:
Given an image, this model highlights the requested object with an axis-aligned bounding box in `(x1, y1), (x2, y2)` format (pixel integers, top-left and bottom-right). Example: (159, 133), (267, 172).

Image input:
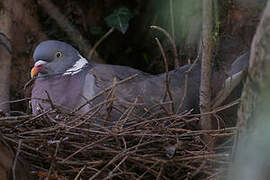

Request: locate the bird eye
(55, 51), (63, 58)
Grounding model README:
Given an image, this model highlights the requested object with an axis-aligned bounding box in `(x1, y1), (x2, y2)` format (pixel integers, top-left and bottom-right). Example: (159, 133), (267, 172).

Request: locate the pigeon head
(31, 40), (88, 78)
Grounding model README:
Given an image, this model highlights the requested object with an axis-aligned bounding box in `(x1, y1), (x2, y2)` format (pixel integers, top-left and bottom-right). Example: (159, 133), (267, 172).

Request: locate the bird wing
(80, 63), (202, 115)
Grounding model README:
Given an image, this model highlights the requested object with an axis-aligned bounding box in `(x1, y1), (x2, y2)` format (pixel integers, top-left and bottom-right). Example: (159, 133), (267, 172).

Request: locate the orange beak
(31, 66), (41, 78)
(31, 60), (47, 78)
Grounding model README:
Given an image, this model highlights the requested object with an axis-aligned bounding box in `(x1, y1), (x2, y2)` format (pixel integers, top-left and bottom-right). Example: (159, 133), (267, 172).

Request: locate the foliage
(105, 7), (133, 34)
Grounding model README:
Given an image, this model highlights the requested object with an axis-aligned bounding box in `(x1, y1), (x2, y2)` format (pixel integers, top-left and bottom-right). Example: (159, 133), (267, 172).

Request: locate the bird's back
(82, 63), (202, 116)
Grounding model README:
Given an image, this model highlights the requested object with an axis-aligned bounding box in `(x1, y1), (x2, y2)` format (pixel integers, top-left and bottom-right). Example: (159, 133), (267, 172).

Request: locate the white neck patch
(64, 54), (88, 75)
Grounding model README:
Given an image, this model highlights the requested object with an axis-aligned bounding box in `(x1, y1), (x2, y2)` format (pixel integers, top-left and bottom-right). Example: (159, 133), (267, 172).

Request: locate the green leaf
(105, 7), (133, 34)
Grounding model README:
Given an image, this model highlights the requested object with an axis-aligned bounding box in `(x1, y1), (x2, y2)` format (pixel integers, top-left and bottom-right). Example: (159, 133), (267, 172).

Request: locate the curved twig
(151, 25), (179, 68)
(88, 27), (115, 60)
(155, 37), (174, 114)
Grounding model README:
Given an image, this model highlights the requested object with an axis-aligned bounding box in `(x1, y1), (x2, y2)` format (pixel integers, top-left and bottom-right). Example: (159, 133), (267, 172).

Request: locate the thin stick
(106, 155), (128, 179)
(116, 97), (138, 130)
(155, 37), (174, 114)
(190, 160), (207, 178)
(12, 139), (22, 180)
(181, 153), (229, 161)
(45, 91), (55, 110)
(88, 27), (114, 60)
(0, 98), (31, 107)
(105, 77), (117, 121)
(177, 51), (201, 113)
(24, 78), (35, 90)
(151, 25), (179, 68)
(62, 136), (109, 162)
(46, 141), (60, 180)
(74, 165), (86, 180)
(0, 114), (34, 121)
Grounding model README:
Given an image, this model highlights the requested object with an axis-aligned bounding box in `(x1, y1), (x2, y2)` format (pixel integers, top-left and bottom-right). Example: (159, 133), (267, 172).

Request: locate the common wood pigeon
(30, 40), (249, 119)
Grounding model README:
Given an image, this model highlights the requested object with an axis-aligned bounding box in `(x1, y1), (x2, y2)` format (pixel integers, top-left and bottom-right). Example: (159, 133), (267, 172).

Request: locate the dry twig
(0, 75), (239, 179)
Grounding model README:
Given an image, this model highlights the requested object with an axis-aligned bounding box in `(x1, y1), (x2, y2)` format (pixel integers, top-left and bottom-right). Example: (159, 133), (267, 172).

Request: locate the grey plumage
(31, 40), (249, 119)
(228, 52), (250, 76)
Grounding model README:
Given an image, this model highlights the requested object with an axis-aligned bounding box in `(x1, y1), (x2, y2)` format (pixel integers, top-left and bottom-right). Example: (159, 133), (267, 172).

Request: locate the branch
(200, 0), (214, 149)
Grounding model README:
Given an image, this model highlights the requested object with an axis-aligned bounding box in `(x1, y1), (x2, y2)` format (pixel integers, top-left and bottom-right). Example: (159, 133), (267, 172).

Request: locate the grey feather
(31, 40), (250, 120)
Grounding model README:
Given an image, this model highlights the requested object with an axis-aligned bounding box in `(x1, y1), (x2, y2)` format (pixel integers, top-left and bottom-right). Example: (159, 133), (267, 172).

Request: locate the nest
(0, 95), (239, 180)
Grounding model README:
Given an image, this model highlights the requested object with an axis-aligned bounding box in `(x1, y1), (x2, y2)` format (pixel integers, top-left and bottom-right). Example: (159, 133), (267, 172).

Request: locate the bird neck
(63, 54), (89, 76)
